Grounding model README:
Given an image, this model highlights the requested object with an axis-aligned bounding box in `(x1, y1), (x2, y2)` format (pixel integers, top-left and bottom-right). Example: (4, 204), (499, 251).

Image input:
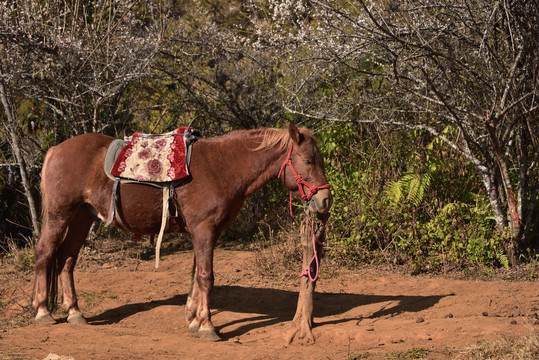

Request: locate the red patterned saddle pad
(110, 127), (192, 182)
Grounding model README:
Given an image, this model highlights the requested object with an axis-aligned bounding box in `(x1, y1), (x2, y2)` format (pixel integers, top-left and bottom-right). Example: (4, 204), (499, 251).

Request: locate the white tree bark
(0, 78), (41, 238)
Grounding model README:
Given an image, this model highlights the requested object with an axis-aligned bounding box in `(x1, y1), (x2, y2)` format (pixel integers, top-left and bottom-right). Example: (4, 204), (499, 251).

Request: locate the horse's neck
(203, 134), (286, 198)
(243, 146), (285, 197)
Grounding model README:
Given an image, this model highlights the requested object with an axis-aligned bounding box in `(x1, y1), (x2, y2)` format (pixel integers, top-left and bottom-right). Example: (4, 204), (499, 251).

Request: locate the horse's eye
(303, 159), (312, 165)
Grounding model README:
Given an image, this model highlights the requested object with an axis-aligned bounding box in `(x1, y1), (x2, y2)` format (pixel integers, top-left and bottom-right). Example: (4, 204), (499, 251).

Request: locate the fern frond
(386, 180), (403, 205)
(441, 202), (460, 216)
(387, 171), (432, 207)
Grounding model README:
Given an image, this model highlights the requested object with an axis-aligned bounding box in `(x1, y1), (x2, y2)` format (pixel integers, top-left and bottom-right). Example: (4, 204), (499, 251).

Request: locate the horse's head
(278, 123), (333, 214)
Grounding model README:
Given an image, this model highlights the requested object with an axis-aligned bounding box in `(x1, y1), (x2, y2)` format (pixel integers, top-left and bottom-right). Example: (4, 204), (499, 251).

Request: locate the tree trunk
(0, 80), (41, 239)
(479, 169), (506, 234)
(476, 165), (523, 263)
(286, 212), (329, 344)
(486, 123), (525, 252)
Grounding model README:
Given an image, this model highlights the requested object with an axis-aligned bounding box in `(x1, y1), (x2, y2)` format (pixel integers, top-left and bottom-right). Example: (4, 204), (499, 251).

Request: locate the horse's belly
(93, 182), (188, 235)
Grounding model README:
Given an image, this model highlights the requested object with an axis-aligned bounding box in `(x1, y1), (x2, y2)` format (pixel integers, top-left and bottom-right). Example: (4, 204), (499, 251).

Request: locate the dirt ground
(1, 246), (538, 360)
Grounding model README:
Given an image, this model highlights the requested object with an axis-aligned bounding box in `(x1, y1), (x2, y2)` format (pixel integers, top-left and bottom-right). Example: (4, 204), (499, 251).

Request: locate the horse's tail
(47, 254), (59, 311)
(39, 146), (55, 226)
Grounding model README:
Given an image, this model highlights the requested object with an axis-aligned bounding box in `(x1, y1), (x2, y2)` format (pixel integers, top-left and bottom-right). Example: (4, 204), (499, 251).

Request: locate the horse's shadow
(87, 285), (451, 339)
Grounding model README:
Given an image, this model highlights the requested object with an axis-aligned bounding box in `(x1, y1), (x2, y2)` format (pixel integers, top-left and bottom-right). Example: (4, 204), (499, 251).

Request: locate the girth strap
(105, 178), (124, 228)
(104, 179), (172, 269)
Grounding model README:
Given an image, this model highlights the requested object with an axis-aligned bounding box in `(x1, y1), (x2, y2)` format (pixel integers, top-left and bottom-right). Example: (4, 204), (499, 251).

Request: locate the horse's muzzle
(308, 189), (332, 214)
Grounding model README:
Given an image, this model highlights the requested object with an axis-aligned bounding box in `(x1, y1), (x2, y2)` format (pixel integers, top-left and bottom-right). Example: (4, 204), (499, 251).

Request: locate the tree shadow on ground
(87, 285), (451, 340)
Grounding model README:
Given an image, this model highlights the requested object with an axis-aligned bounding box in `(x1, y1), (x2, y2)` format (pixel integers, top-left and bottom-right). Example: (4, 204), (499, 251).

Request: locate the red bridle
(278, 146), (331, 214)
(278, 145), (330, 281)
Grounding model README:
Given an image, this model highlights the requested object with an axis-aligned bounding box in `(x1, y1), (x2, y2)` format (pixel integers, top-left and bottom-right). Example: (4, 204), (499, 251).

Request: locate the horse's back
(50, 133), (115, 152)
(45, 132), (114, 163)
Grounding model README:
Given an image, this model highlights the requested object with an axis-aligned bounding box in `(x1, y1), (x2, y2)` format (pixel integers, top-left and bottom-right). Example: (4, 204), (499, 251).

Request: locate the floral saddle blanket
(103, 127), (201, 269)
(107, 127), (200, 184)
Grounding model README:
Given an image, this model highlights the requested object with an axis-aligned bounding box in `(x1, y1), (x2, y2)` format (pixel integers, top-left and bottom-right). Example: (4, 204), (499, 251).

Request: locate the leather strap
(154, 187), (170, 268)
(105, 178), (121, 227)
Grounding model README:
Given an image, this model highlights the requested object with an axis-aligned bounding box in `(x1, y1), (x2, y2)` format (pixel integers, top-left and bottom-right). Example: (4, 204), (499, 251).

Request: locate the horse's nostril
(312, 197), (332, 214)
(323, 197), (332, 210)
(309, 194), (333, 214)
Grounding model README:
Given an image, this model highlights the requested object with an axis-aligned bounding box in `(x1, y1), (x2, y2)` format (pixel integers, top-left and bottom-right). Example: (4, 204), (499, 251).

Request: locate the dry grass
(0, 263), (34, 331)
(0, 237), (35, 331)
(0, 236), (35, 273)
(251, 221), (342, 282)
(251, 223), (304, 280)
(454, 323), (539, 360)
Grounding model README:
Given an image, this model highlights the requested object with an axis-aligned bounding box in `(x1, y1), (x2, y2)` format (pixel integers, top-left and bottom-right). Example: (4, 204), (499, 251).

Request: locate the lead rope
(300, 214), (320, 281)
(278, 145), (329, 282)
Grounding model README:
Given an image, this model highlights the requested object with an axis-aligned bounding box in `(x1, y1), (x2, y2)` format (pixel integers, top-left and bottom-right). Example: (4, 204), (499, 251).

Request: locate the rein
(278, 145), (330, 281)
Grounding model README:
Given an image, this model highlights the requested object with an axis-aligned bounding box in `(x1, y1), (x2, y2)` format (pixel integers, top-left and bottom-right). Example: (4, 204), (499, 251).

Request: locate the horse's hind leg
(57, 207), (94, 324)
(33, 215), (70, 324)
(185, 254), (198, 327)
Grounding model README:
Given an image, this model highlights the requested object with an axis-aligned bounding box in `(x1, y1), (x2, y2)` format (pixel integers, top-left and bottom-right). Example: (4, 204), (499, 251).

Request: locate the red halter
(278, 145), (330, 281)
(278, 145), (331, 215)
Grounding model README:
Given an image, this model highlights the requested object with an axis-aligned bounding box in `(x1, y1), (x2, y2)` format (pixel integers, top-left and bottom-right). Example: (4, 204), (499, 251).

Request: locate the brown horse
(33, 123), (332, 341)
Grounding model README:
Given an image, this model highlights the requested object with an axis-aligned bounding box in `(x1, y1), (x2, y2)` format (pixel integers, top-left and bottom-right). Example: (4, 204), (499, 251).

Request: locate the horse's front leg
(187, 221), (221, 341)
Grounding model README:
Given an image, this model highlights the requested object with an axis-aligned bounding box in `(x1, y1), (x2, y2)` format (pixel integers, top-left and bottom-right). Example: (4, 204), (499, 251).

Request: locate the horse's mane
(253, 128), (291, 152)
(208, 126), (313, 152)
(253, 127), (314, 151)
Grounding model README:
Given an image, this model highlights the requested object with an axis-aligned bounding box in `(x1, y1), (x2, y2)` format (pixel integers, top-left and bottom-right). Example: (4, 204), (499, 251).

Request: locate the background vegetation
(1, 0), (537, 273)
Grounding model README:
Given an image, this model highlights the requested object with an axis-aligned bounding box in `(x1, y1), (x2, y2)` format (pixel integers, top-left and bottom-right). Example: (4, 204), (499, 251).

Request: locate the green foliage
(317, 123), (505, 271)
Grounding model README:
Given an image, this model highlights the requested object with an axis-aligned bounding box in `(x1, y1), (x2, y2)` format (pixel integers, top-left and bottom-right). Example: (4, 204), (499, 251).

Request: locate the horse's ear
(288, 123), (304, 144)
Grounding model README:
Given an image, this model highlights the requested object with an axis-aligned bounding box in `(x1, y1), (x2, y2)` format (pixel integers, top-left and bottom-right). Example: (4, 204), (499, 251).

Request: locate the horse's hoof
(67, 312), (87, 325)
(35, 313), (57, 325)
(188, 320), (200, 334)
(198, 326), (222, 342)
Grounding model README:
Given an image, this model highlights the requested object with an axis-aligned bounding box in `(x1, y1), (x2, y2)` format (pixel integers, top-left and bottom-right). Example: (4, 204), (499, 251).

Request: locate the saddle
(105, 127), (200, 183)
(103, 126), (201, 268)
